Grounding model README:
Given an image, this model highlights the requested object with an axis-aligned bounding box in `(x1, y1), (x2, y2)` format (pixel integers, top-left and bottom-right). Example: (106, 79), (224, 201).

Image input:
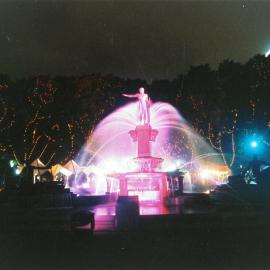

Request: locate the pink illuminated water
(75, 101), (227, 194)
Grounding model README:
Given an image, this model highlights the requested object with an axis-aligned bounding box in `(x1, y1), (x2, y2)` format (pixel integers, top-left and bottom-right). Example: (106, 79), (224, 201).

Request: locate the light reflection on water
(91, 202), (183, 216)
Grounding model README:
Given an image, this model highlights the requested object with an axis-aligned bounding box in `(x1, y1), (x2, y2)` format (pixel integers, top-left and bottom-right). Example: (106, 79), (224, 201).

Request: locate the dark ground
(1, 213), (270, 270)
(1, 188), (270, 269)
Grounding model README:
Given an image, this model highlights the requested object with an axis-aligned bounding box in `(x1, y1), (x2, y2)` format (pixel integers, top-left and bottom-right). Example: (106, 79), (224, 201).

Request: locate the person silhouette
(245, 155), (270, 184)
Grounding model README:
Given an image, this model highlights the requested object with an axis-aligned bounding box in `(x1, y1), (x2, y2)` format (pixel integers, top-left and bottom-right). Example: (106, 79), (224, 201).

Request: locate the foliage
(1, 54), (270, 168)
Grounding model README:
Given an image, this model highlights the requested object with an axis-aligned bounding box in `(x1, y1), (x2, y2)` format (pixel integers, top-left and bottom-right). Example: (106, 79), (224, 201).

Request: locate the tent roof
(31, 159), (45, 168)
(63, 160), (85, 173)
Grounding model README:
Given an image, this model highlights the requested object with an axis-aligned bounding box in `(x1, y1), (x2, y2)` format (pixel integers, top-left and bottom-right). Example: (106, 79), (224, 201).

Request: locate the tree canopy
(1, 54), (270, 170)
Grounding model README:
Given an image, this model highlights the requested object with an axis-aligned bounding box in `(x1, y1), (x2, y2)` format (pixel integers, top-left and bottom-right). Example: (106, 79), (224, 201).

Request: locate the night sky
(0, 1), (270, 81)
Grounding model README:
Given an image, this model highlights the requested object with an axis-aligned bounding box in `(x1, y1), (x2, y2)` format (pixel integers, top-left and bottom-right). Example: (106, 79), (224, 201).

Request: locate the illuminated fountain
(74, 87), (228, 202)
(110, 87), (168, 201)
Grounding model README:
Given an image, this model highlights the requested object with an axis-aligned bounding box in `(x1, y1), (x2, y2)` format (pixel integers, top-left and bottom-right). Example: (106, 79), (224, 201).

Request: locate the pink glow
(84, 102), (186, 169)
(75, 101), (227, 197)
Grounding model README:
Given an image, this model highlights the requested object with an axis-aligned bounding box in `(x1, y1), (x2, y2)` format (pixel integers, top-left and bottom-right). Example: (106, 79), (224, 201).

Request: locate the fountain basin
(107, 172), (168, 202)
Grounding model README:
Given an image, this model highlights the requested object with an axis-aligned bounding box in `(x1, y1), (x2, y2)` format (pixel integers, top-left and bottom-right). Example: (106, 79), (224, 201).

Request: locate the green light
(9, 160), (16, 168)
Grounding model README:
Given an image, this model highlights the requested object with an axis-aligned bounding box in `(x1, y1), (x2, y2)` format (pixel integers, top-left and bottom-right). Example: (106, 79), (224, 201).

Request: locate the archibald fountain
(114, 87), (168, 201)
(74, 87), (228, 209)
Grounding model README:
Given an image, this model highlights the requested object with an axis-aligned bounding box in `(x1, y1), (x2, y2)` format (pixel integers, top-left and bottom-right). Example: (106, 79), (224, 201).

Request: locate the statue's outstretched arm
(123, 93), (138, 98)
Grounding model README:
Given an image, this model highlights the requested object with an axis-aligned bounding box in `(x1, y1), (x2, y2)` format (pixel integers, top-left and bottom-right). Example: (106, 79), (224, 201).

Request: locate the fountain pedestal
(114, 124), (168, 202)
(129, 125), (163, 172)
(129, 125), (158, 157)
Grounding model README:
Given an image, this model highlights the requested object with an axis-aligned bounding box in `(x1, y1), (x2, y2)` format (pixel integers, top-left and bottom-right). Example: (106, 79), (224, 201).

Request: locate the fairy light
(230, 132), (236, 168)
(207, 123), (222, 151)
(27, 135), (43, 160)
(229, 109), (238, 168)
(23, 110), (40, 142)
(206, 108), (238, 169)
(250, 100), (256, 121)
(60, 121), (76, 164)
(36, 143), (49, 161)
(0, 75), (120, 171)
(43, 153), (56, 167)
(9, 144), (21, 165)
